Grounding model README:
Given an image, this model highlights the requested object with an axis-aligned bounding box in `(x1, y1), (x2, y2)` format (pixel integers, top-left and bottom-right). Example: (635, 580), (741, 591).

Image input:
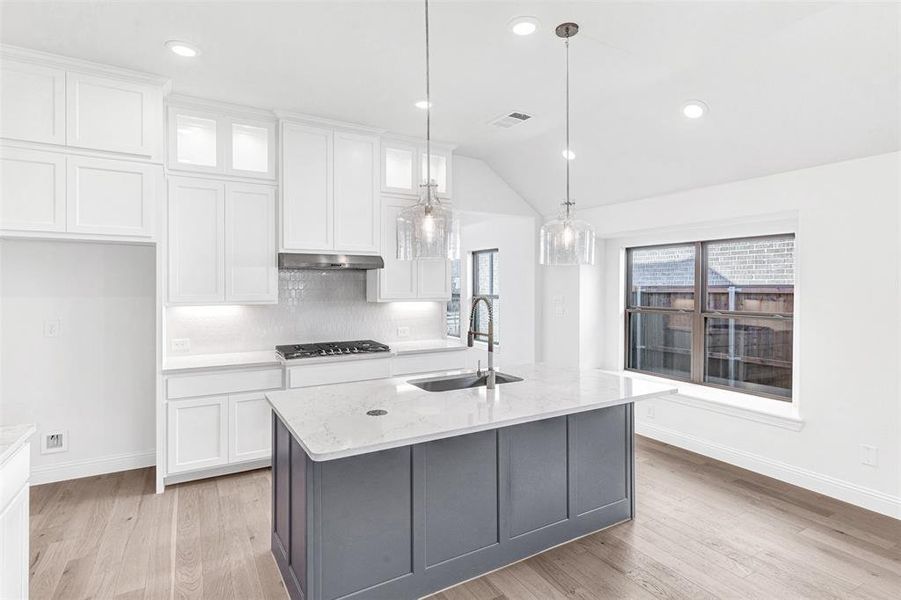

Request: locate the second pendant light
(539, 22), (596, 266)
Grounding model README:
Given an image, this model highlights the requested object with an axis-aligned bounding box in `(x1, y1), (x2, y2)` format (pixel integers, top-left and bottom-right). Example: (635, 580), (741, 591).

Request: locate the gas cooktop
(276, 340), (391, 360)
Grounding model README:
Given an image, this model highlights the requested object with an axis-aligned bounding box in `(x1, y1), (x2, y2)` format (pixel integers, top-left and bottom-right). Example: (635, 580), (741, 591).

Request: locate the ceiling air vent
(490, 112), (532, 128)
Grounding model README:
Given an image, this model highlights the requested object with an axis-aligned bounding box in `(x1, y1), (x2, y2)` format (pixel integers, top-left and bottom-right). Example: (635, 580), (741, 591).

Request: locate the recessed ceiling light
(414, 100), (432, 110)
(509, 16), (540, 36)
(562, 149), (576, 160)
(165, 40), (200, 58)
(682, 100), (708, 119)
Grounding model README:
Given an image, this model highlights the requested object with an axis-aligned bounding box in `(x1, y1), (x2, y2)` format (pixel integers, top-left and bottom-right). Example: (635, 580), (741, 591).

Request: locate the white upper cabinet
(168, 177), (226, 304)
(0, 55), (167, 159)
(173, 111), (219, 170)
(367, 196), (451, 302)
(281, 122), (333, 251)
(225, 183), (277, 303)
(333, 131), (379, 253)
(280, 120), (380, 254)
(0, 59), (66, 145)
(66, 73), (163, 159)
(67, 155), (157, 237)
(381, 140), (417, 195)
(168, 103), (276, 180)
(420, 150), (449, 195)
(230, 121), (273, 176)
(1, 146), (160, 240)
(0, 147), (66, 232)
(381, 139), (452, 198)
(168, 176), (277, 305)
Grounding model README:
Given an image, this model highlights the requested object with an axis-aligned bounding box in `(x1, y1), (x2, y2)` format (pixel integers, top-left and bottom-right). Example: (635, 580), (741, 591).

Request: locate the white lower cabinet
(0, 442), (30, 600)
(165, 367), (282, 481)
(228, 393), (272, 462)
(367, 196), (451, 301)
(168, 176), (277, 305)
(167, 395), (229, 474)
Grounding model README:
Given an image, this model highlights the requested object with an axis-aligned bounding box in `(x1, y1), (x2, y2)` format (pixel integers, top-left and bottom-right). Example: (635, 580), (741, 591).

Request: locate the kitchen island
(265, 364), (675, 600)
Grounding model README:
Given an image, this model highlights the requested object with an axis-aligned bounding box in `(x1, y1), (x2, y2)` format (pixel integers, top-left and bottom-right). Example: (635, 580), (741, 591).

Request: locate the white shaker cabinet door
(167, 396), (229, 474)
(66, 155), (158, 237)
(418, 258), (452, 300)
(333, 131), (379, 253)
(168, 177), (226, 303)
(0, 486), (29, 600)
(66, 72), (162, 158)
(280, 122), (333, 251)
(228, 393), (272, 463)
(0, 147), (66, 232)
(370, 199), (417, 300)
(0, 59), (66, 145)
(225, 182), (277, 303)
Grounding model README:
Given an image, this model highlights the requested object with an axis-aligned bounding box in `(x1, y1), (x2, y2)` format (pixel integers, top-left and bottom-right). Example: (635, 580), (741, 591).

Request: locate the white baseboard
(637, 422), (901, 520)
(30, 450), (155, 485)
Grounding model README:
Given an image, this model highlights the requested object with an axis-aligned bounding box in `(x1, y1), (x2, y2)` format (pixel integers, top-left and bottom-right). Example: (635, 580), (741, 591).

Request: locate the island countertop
(265, 363), (676, 461)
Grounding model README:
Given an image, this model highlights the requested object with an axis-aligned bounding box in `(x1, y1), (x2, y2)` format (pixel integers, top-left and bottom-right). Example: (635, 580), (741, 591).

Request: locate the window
(626, 235), (794, 400)
(447, 257), (462, 337)
(472, 249), (499, 344)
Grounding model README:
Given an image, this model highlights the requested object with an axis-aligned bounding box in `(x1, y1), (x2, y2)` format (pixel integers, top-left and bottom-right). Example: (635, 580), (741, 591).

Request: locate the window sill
(609, 370), (804, 431)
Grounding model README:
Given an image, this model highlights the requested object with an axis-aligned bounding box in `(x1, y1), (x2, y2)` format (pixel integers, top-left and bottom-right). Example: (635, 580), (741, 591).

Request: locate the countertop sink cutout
(407, 371), (523, 392)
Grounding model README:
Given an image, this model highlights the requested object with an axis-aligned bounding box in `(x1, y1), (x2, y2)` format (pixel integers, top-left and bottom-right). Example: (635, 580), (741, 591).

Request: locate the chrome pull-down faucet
(467, 296), (496, 389)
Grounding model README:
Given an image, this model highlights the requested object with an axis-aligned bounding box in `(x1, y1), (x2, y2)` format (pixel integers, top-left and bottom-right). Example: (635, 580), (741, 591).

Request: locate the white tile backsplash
(166, 270), (446, 355)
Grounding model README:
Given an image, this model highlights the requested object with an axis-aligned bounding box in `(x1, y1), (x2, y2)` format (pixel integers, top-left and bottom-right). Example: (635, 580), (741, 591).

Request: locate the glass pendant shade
(539, 204), (595, 266)
(397, 182), (457, 260)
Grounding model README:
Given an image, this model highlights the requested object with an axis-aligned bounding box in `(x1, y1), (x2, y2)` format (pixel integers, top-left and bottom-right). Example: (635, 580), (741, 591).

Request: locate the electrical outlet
(646, 405), (656, 420)
(41, 430), (68, 454)
(860, 444), (878, 467)
(553, 295), (565, 317)
(43, 319), (60, 338)
(171, 338), (191, 353)
(397, 326), (410, 338)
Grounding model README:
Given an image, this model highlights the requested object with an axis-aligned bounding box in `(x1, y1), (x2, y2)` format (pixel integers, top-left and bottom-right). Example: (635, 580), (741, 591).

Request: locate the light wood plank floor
(30, 437), (901, 599)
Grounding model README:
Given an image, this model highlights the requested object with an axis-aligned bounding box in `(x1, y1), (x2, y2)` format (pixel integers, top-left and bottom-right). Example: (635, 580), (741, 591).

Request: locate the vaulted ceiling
(1, 1), (898, 215)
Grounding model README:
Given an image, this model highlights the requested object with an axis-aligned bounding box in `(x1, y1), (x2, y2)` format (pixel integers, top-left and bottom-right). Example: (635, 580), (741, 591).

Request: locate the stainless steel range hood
(278, 252), (384, 271)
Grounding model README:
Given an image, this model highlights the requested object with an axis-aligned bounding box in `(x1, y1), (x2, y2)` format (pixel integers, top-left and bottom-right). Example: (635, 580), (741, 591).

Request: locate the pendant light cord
(424, 0), (432, 197)
(564, 33), (572, 219)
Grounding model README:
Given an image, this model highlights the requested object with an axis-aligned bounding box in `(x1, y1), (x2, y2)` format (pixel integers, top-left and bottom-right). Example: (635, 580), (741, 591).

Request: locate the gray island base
(271, 403), (636, 600)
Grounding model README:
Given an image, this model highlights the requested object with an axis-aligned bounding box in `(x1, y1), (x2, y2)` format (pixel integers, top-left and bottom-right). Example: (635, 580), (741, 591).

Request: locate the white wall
(0, 240), (157, 484)
(548, 152), (900, 517)
(459, 214), (537, 366)
(453, 155), (540, 217)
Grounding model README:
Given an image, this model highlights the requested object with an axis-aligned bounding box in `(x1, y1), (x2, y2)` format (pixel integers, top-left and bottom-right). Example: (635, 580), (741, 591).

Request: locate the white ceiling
(1, 1), (898, 215)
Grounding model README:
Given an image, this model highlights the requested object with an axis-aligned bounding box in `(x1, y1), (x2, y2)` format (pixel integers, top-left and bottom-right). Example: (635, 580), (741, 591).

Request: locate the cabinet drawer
(0, 443), (30, 512)
(287, 358), (392, 388)
(393, 352), (467, 376)
(167, 367), (283, 399)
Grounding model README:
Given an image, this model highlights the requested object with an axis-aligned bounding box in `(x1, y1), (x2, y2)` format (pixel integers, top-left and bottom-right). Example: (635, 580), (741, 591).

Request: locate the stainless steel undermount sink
(408, 372), (523, 392)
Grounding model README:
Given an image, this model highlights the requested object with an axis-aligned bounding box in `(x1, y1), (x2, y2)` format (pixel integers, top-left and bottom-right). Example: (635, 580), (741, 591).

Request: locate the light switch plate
(44, 319), (60, 338)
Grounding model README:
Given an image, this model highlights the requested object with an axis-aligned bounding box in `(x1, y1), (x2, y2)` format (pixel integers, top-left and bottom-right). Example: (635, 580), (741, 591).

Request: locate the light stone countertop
(266, 363), (677, 462)
(391, 339), (469, 355)
(162, 340), (468, 374)
(162, 351), (283, 373)
(0, 424), (36, 465)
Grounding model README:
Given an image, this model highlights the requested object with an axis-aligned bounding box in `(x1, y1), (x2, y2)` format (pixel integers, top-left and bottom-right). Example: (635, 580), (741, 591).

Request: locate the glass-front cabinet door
(381, 139), (452, 198)
(168, 104), (276, 180)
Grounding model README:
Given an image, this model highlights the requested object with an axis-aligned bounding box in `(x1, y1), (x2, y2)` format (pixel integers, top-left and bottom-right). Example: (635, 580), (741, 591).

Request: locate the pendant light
(397, 0), (457, 260)
(539, 22), (596, 266)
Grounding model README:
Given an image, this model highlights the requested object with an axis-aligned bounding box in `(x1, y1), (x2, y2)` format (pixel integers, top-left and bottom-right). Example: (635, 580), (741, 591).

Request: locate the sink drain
(366, 409), (388, 416)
